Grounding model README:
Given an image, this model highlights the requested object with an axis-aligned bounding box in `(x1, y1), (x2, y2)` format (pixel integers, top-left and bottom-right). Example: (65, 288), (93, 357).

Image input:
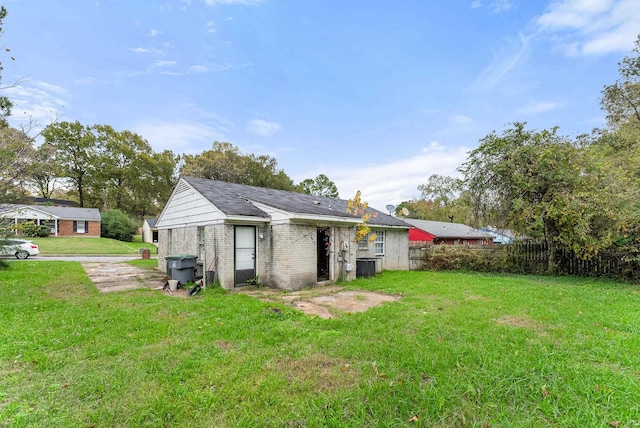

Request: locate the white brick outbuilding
(156, 176), (411, 291)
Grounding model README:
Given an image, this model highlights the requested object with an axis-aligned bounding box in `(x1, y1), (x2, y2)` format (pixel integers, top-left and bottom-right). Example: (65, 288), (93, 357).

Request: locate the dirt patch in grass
(239, 286), (400, 319)
(268, 353), (360, 393)
(494, 315), (544, 330)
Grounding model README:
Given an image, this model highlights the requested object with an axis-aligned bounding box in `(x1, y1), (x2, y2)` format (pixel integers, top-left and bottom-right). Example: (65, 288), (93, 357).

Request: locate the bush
(22, 223), (51, 238)
(422, 245), (513, 273)
(101, 210), (138, 242)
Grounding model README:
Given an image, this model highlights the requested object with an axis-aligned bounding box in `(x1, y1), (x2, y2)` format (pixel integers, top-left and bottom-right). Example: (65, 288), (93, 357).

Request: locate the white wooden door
(235, 226), (256, 285)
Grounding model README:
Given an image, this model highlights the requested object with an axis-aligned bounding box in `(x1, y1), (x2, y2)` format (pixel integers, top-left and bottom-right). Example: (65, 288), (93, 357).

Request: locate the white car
(0, 239), (40, 259)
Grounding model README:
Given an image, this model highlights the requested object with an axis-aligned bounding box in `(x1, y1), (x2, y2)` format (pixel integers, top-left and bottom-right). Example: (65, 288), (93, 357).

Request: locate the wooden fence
(411, 242), (640, 281)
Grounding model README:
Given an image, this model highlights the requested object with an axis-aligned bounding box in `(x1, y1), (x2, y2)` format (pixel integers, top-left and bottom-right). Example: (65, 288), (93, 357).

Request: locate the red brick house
(0, 204), (101, 237)
(405, 219), (492, 245)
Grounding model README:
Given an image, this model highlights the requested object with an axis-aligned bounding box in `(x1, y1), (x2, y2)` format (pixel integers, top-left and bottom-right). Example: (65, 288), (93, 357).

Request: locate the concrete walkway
(81, 260), (168, 293)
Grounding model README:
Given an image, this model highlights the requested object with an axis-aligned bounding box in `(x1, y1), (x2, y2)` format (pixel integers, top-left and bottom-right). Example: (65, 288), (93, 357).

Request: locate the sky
(3, 0), (638, 212)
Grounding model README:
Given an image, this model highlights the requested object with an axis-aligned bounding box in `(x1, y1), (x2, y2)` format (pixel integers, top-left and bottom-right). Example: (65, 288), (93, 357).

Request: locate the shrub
(423, 245), (513, 273)
(101, 210), (138, 242)
(22, 223), (51, 238)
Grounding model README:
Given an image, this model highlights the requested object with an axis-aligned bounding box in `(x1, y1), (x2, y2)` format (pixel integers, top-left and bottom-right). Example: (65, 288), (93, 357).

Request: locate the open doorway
(317, 228), (330, 281)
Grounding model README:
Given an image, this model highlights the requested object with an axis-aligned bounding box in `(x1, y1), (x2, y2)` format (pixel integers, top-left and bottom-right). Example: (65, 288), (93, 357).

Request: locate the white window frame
(374, 230), (385, 255)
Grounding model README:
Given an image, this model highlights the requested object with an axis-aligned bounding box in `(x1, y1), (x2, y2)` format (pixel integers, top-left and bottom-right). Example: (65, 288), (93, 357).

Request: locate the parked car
(0, 239), (39, 259)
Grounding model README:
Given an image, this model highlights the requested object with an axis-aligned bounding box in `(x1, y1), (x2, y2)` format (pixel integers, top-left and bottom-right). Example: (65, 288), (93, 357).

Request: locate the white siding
(156, 179), (225, 228)
(2, 207), (55, 220)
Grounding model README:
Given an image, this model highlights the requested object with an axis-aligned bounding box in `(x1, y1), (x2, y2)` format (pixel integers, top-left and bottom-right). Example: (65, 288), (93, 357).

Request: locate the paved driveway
(81, 260), (167, 293)
(30, 256), (167, 293)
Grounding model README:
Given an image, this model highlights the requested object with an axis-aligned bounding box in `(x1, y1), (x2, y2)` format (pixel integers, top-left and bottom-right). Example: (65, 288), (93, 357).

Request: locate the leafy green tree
(87, 125), (156, 212)
(25, 142), (61, 199)
(181, 141), (295, 190)
(601, 34), (640, 130)
(128, 149), (179, 220)
(0, 126), (33, 203)
(460, 123), (621, 271)
(100, 209), (138, 242)
(396, 175), (472, 224)
(0, 6), (13, 128)
(42, 121), (98, 207)
(0, 6), (18, 269)
(298, 174), (339, 198)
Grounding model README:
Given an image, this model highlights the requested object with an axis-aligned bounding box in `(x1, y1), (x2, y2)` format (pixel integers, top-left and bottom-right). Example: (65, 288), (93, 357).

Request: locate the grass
(2, 265), (640, 427)
(29, 236), (157, 256)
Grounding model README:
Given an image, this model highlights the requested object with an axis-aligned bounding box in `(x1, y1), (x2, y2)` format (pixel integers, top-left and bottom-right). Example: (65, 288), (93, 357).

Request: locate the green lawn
(30, 236), (157, 255)
(2, 265), (640, 427)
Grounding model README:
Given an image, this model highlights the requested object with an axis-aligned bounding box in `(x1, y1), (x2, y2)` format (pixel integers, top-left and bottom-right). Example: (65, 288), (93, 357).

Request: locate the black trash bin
(166, 254), (198, 284)
(356, 258), (377, 278)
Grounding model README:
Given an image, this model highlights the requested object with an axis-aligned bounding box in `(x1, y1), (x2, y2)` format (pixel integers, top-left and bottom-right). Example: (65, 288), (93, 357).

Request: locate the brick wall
(158, 222), (406, 291)
(57, 220), (101, 237)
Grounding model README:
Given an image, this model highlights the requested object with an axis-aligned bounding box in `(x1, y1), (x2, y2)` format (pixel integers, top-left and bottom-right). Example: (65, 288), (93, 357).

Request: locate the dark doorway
(317, 228), (330, 281)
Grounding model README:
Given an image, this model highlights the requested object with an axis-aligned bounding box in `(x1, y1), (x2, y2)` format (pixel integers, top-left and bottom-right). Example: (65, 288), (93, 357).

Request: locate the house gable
(157, 179), (242, 228)
(0, 205), (56, 220)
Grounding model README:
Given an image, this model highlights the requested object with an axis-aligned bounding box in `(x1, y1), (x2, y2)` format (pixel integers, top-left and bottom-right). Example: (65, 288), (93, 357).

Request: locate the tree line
(2, 124), (340, 219)
(398, 35), (640, 271)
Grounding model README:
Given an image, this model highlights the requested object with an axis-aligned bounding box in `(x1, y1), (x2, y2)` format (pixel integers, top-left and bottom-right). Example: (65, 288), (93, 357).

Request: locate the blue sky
(3, 0), (638, 211)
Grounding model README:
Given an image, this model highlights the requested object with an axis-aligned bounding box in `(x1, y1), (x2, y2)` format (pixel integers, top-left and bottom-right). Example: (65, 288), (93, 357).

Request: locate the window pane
(374, 231), (384, 255)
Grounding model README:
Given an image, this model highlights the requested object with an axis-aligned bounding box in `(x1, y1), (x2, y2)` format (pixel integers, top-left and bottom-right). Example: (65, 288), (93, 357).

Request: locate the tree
(42, 121), (98, 207)
(460, 122), (621, 271)
(181, 141), (295, 191)
(128, 149), (179, 220)
(346, 190), (378, 244)
(86, 125), (156, 212)
(601, 34), (640, 130)
(0, 6), (13, 128)
(25, 142), (61, 199)
(0, 126), (33, 202)
(298, 174), (339, 198)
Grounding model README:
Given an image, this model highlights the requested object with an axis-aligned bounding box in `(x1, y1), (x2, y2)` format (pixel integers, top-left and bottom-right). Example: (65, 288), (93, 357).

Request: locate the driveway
(29, 256), (167, 293)
(33, 256), (144, 262)
(81, 260), (167, 293)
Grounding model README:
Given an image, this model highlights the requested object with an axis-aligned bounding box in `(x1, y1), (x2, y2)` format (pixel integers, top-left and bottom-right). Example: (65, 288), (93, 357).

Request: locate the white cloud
(151, 60), (177, 68)
(489, 0), (512, 13)
(470, 0), (512, 13)
(189, 65), (209, 73)
(313, 143), (470, 211)
(535, 0), (639, 55)
(246, 119), (281, 136)
(159, 63), (231, 75)
(149, 29), (162, 37)
(75, 76), (110, 85)
(6, 81), (68, 133)
(133, 120), (227, 153)
(129, 47), (165, 56)
(516, 100), (562, 115)
(451, 114), (473, 125)
(471, 32), (531, 92)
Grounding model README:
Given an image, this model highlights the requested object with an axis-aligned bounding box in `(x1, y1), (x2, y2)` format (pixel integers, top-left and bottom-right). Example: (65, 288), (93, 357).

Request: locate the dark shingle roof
(404, 218), (490, 239)
(145, 219), (157, 228)
(182, 176), (410, 228)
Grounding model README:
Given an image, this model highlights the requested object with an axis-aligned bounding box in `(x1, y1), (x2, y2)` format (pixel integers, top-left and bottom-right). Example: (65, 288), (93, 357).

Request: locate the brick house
(156, 176), (411, 290)
(0, 204), (101, 237)
(405, 218), (492, 246)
